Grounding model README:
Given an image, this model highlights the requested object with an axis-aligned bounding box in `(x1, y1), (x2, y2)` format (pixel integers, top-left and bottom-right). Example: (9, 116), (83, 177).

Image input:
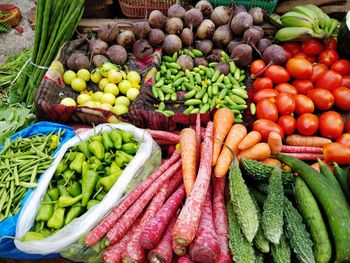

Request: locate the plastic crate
(119, 0), (190, 18)
(208, 0), (279, 14)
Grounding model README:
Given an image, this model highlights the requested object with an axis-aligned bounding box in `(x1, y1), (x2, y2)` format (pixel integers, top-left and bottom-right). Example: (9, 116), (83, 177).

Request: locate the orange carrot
(214, 124), (247, 178)
(285, 134), (332, 147)
(180, 128), (197, 195)
(212, 108), (235, 166)
(237, 143), (271, 161)
(261, 158), (283, 168)
(268, 132), (282, 155)
(238, 131), (261, 151)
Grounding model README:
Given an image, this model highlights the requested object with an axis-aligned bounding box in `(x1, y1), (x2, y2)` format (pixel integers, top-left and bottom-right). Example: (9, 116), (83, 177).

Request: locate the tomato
(253, 89), (279, 104)
(296, 113), (319, 136)
(282, 42), (301, 56)
(286, 58), (313, 80)
(294, 53), (315, 63)
(324, 37), (337, 50)
(274, 83), (298, 95)
(265, 65), (291, 84)
(315, 70), (342, 91)
(278, 115), (296, 135)
(302, 39), (323, 56)
(319, 111), (344, 139)
(250, 60), (266, 77)
(323, 143), (350, 165)
(275, 92), (296, 115)
(253, 119), (284, 141)
(292, 79), (314, 95)
(294, 94), (315, 115)
(307, 88), (334, 111)
(333, 86), (350, 111)
(256, 99), (279, 122)
(253, 77), (273, 90)
(337, 133), (350, 147)
(341, 75), (350, 88)
(331, 59), (350, 76)
(311, 63), (328, 83)
(318, 49), (339, 67)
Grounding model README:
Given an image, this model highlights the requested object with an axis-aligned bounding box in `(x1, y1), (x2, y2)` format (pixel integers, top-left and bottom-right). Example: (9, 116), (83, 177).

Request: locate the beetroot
(180, 28), (194, 47)
(177, 55), (194, 71)
(230, 12), (253, 35)
(243, 28), (262, 46)
(212, 24), (233, 48)
(195, 1), (213, 18)
(263, 44), (286, 65)
(195, 39), (213, 55)
(227, 40), (242, 54)
(106, 45), (128, 65)
(92, 54), (109, 68)
(249, 7), (264, 25)
(88, 39), (108, 55)
(149, 29), (165, 46)
(210, 6), (231, 26)
(149, 10), (166, 29)
(133, 21), (151, 39)
(132, 39), (153, 59)
(207, 49), (222, 62)
(184, 8), (203, 29)
(162, 34), (182, 54)
(168, 3), (186, 19)
(233, 4), (247, 17)
(257, 38), (273, 54)
(117, 30), (135, 49)
(98, 23), (119, 43)
(196, 19), (215, 39)
(67, 52), (89, 71)
(166, 17), (184, 35)
(215, 63), (230, 75)
(231, 44), (253, 67)
(194, 57), (208, 67)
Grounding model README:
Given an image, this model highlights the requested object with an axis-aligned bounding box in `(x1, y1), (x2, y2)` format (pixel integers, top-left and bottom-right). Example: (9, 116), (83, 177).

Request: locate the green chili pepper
(21, 231), (46, 242)
(87, 200), (100, 210)
(65, 205), (84, 225)
(95, 191), (107, 201)
(121, 130), (134, 143)
(57, 194), (82, 207)
(35, 194), (53, 222)
(121, 143), (139, 155)
(47, 188), (59, 201)
(100, 170), (123, 191)
(82, 169), (99, 207)
(89, 157), (104, 171)
(67, 181), (82, 197)
(58, 184), (70, 197)
(103, 152), (114, 166)
(78, 141), (91, 158)
(69, 153), (86, 174)
(109, 129), (122, 149)
(102, 131), (114, 150)
(65, 151), (78, 162)
(62, 169), (75, 182)
(88, 141), (105, 160)
(47, 207), (65, 230)
(54, 160), (67, 177)
(82, 161), (89, 177)
(39, 228), (52, 237)
(115, 150), (133, 168)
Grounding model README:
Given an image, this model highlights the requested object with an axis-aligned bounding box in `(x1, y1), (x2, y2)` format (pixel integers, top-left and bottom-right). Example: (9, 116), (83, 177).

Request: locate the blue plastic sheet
(0, 121), (75, 259)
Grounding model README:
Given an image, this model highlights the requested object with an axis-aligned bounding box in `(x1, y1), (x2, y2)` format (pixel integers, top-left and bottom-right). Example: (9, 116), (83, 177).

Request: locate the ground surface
(0, 0), (35, 64)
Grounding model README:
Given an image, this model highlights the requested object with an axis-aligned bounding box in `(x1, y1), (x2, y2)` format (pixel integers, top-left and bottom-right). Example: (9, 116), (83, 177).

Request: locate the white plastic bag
(15, 123), (161, 255)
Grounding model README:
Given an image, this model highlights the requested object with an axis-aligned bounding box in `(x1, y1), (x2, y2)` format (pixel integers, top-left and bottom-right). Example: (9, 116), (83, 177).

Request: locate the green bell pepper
(65, 151), (79, 162)
(102, 131), (114, 150)
(58, 184), (71, 197)
(69, 152), (86, 174)
(104, 152), (114, 165)
(100, 170), (123, 191)
(88, 141), (105, 160)
(47, 207), (65, 230)
(109, 129), (122, 149)
(121, 142), (139, 155)
(65, 205), (85, 225)
(21, 231), (46, 242)
(57, 194), (82, 207)
(82, 169), (99, 207)
(35, 194), (53, 222)
(109, 161), (121, 175)
(115, 150), (133, 168)
(121, 130), (134, 143)
(90, 134), (103, 143)
(89, 157), (104, 171)
(54, 160), (68, 177)
(47, 188), (59, 201)
(62, 169), (75, 182)
(87, 200), (100, 209)
(67, 181), (82, 197)
(78, 140), (91, 158)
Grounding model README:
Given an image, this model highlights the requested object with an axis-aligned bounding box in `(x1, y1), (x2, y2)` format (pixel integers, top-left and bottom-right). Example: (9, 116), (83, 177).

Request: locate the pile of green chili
(0, 131), (62, 222)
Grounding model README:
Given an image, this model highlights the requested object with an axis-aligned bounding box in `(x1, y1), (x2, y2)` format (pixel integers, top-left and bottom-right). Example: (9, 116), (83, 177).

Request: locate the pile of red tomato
(250, 38), (350, 147)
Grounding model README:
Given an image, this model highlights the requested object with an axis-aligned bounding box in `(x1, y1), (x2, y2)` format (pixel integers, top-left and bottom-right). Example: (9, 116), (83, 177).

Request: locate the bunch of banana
(274, 4), (339, 42)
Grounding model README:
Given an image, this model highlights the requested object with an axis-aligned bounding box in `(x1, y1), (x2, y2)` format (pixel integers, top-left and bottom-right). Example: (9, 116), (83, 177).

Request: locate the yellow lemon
(63, 70), (77, 85)
(104, 83), (119, 96)
(91, 68), (103, 83)
(99, 78), (109, 91)
(126, 87), (140, 101)
(84, 101), (97, 108)
(77, 94), (91, 105)
(108, 69), (123, 84)
(115, 96), (130, 107)
(91, 91), (104, 102)
(101, 93), (116, 105)
(77, 69), (91, 82)
(127, 71), (141, 84)
(60, 97), (76, 106)
(71, 78), (86, 92)
(118, 80), (132, 94)
(101, 62), (114, 77)
(99, 103), (114, 111)
(112, 104), (129, 115)
(131, 82), (141, 89)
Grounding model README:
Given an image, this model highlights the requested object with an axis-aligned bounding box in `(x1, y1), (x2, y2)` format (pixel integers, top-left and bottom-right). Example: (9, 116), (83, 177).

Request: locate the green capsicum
(65, 151), (79, 162)
(90, 134), (103, 143)
(121, 130), (134, 143)
(65, 205), (85, 225)
(54, 160), (68, 177)
(47, 188), (59, 201)
(78, 140), (91, 158)
(115, 150), (133, 168)
(102, 131), (114, 150)
(87, 200), (100, 209)
(82, 161), (89, 177)
(95, 191), (107, 201)
(104, 167), (110, 175)
(47, 207), (65, 230)
(100, 170), (123, 191)
(67, 181), (82, 197)
(88, 141), (105, 160)
(103, 152), (114, 165)
(121, 142), (139, 155)
(82, 169), (99, 207)
(62, 169), (75, 182)
(57, 194), (82, 207)
(89, 157), (104, 171)
(21, 231), (46, 242)
(39, 228), (52, 237)
(35, 194), (53, 222)
(109, 161), (121, 175)
(69, 152), (86, 174)
(109, 129), (122, 149)
(58, 183), (71, 197)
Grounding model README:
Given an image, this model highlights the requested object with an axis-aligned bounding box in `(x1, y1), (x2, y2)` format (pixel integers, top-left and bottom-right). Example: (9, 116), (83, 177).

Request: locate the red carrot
(140, 185), (186, 250)
(85, 151), (181, 247)
(106, 161), (181, 245)
(177, 255), (193, 263)
(173, 240), (187, 256)
(166, 170), (183, 198)
(147, 130), (180, 143)
(285, 134), (332, 147)
(281, 152), (324, 160)
(172, 122), (214, 246)
(123, 181), (170, 263)
(103, 219), (140, 263)
(281, 145), (323, 154)
(189, 187), (219, 263)
(196, 114), (201, 168)
(191, 125), (206, 141)
(155, 139), (178, 145)
(212, 176), (232, 263)
(148, 217), (177, 263)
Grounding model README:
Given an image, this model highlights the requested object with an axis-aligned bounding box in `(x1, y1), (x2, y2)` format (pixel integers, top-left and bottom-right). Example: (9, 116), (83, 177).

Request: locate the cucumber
(241, 159), (295, 186)
(227, 201), (256, 263)
(229, 157), (259, 242)
(283, 197), (315, 263)
(317, 159), (344, 197)
(333, 163), (350, 201)
(271, 233), (291, 263)
(294, 177), (332, 263)
(262, 167), (284, 244)
(276, 154), (350, 263)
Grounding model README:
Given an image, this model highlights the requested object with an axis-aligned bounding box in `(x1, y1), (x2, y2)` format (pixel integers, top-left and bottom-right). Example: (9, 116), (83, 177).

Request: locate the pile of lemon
(60, 62), (141, 115)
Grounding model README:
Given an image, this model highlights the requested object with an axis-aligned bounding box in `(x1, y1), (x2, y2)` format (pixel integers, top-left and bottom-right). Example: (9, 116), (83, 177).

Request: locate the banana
(281, 12), (316, 29)
(292, 5), (319, 25)
(269, 14), (283, 29)
(275, 27), (315, 42)
(304, 4), (330, 28)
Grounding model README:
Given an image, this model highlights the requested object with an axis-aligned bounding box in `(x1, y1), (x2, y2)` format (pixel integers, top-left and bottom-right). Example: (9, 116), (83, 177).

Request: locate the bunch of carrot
(84, 118), (232, 263)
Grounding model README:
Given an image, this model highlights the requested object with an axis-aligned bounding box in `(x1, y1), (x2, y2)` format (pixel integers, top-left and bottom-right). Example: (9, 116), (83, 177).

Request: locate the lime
(115, 96), (130, 107)
(60, 97), (76, 106)
(127, 71), (141, 84)
(101, 62), (115, 77)
(101, 93), (116, 105)
(112, 104), (129, 115)
(63, 70), (76, 85)
(77, 94), (91, 105)
(118, 80), (132, 94)
(108, 69), (123, 84)
(126, 87), (140, 101)
(99, 78), (109, 91)
(104, 83), (119, 96)
(91, 69), (103, 83)
(77, 69), (91, 82)
(91, 91), (104, 102)
(71, 78), (86, 92)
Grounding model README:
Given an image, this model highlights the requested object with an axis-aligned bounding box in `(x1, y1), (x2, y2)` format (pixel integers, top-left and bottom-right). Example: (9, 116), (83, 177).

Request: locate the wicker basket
(119, 0), (190, 18)
(83, 0), (114, 18)
(208, 0), (279, 14)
